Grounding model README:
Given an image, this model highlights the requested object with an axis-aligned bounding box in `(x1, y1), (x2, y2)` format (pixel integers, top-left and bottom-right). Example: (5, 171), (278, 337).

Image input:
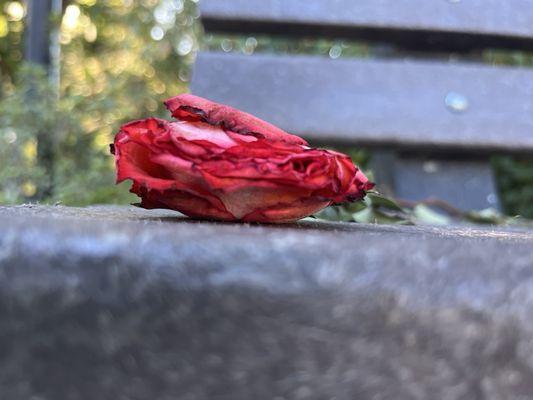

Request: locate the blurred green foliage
(203, 33), (371, 59)
(1, 66), (56, 202)
(0, 0), (24, 83)
(0, 63), (138, 204)
(493, 156), (533, 219)
(0, 0), (532, 219)
(0, 0), (200, 205)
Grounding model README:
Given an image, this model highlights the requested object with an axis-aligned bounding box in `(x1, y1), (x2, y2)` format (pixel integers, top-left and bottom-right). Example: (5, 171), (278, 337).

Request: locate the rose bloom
(111, 94), (373, 223)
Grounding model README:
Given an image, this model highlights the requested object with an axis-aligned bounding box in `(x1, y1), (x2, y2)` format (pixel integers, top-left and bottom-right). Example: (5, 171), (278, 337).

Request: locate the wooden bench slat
(200, 0), (533, 51)
(191, 52), (533, 152)
(2, 205), (533, 398)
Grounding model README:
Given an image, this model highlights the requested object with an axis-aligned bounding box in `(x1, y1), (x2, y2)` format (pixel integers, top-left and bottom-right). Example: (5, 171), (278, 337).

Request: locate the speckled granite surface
(1, 205), (533, 400)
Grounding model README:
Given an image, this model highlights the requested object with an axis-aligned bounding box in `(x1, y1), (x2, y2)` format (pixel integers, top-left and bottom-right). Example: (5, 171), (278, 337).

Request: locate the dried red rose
(112, 94), (373, 223)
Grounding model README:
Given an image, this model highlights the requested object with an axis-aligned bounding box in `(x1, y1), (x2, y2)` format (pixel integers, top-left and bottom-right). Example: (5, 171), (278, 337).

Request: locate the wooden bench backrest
(191, 0), (533, 210)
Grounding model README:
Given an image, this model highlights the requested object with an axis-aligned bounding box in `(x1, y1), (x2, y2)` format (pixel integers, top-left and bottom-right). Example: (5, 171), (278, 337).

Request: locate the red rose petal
(112, 95), (374, 222)
(164, 94), (308, 146)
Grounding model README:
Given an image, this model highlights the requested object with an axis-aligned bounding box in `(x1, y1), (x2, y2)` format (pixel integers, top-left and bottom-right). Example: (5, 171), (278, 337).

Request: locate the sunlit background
(0, 0), (201, 205)
(1, 0), (533, 219)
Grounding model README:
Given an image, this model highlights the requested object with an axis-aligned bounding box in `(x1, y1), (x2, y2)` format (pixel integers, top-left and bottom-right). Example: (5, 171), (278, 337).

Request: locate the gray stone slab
(192, 52), (533, 152)
(2, 205), (533, 399)
(200, 0), (533, 51)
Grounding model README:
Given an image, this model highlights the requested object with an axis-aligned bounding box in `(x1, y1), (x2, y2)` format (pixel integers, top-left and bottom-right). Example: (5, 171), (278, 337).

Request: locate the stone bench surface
(2, 205), (533, 400)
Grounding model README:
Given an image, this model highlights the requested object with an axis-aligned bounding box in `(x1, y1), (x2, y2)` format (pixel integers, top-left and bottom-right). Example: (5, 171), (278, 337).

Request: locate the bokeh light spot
(0, 15), (8, 38)
(150, 26), (164, 41)
(84, 23), (98, 42)
(329, 45), (342, 59)
(3, 128), (17, 144)
(78, 0), (97, 6)
(5, 2), (25, 22)
(177, 34), (193, 55)
(63, 5), (81, 29)
(22, 140), (37, 162)
(221, 39), (233, 52)
(22, 181), (36, 197)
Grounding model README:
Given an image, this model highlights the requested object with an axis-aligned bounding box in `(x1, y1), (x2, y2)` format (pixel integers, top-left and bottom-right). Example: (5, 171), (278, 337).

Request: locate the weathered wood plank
(1, 205), (533, 399)
(191, 52), (533, 152)
(200, 0), (533, 51)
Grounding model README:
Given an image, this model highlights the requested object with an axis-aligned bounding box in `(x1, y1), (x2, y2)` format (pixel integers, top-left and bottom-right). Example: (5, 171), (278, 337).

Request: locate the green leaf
(464, 208), (506, 224)
(342, 200), (368, 214)
(412, 204), (450, 226)
(314, 205), (354, 222)
(366, 193), (404, 211)
(352, 208), (373, 223)
(353, 208), (411, 225)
